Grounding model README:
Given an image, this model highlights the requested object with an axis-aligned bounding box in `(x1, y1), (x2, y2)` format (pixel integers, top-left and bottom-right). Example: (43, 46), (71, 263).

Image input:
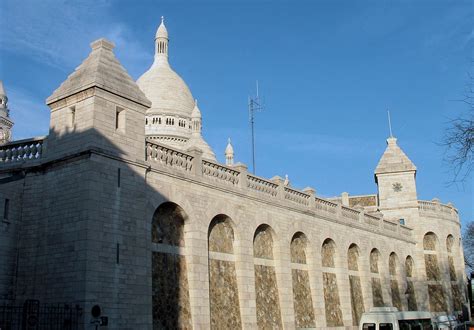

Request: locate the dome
(137, 61), (195, 117)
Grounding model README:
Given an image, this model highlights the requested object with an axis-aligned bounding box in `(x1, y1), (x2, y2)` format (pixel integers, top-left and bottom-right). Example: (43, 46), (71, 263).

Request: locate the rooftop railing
(143, 140), (414, 240)
(0, 136), (46, 164)
(418, 199), (459, 221)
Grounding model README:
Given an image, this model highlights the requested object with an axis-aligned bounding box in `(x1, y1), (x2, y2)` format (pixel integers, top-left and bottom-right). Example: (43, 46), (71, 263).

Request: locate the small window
(67, 106), (76, 128)
(3, 198), (10, 220)
(362, 324), (375, 330)
(380, 323), (393, 330)
(399, 218), (405, 225)
(115, 107), (125, 131)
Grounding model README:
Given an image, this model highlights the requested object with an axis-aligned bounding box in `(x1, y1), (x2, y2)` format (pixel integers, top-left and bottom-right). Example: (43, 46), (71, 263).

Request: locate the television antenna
(248, 81), (264, 174)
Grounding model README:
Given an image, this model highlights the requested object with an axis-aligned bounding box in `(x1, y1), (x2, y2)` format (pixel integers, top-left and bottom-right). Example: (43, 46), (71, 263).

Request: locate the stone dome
(137, 61), (195, 117)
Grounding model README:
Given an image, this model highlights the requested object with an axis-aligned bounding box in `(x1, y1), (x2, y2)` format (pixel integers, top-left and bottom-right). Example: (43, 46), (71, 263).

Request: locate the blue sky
(1, 0), (472, 226)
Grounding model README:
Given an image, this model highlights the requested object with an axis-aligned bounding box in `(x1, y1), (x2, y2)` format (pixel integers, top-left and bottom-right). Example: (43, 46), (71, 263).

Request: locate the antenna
(248, 80), (264, 174)
(387, 110), (393, 138)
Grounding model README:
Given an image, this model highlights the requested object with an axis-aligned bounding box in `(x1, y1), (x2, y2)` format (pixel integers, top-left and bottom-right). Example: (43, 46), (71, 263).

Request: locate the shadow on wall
(0, 126), (172, 329)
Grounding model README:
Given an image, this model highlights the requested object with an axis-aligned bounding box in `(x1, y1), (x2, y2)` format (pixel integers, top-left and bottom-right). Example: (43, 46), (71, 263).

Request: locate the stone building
(0, 19), (468, 329)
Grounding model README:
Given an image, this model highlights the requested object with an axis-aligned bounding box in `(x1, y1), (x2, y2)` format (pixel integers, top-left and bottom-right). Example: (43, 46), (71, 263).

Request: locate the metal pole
(250, 98), (256, 174)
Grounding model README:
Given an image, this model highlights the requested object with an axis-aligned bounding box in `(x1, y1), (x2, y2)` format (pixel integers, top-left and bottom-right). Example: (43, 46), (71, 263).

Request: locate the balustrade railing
(202, 160), (240, 186)
(418, 200), (458, 220)
(383, 219), (398, 232)
(247, 175), (279, 196)
(0, 137), (45, 163)
(145, 141), (193, 172)
(284, 187), (310, 206)
(342, 206), (360, 221)
(364, 213), (381, 227)
(314, 197), (338, 214)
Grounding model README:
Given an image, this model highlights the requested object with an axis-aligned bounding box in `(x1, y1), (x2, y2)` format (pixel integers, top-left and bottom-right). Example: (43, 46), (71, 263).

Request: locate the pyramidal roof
(375, 137), (417, 175)
(47, 39), (151, 107)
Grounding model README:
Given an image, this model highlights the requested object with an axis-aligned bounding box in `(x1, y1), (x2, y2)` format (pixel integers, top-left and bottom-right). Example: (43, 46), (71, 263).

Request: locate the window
(3, 198), (10, 221)
(362, 324), (375, 330)
(67, 106), (76, 128)
(115, 106), (125, 131)
(380, 323), (393, 330)
(399, 218), (405, 225)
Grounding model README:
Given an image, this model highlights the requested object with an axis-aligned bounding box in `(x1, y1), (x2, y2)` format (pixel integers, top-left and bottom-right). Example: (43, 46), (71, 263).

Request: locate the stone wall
(390, 280), (402, 310)
(209, 259), (241, 329)
(349, 275), (364, 326)
(292, 269), (315, 328)
(428, 284), (447, 312)
(208, 216), (241, 329)
(323, 272), (343, 327)
(371, 278), (384, 307)
(406, 280), (417, 311)
(152, 252), (192, 329)
(424, 254), (441, 281)
(254, 265), (282, 329)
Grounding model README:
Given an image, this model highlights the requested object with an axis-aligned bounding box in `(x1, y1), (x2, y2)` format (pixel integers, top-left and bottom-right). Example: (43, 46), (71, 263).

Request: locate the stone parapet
(418, 199), (459, 223)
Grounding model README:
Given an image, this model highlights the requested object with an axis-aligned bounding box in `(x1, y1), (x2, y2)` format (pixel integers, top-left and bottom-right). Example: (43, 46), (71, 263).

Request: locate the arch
(446, 234), (455, 253)
(253, 224), (282, 328)
(347, 243), (364, 325)
(347, 243), (360, 271)
(389, 252), (398, 276)
(208, 214), (235, 254)
(321, 238), (337, 268)
(370, 248), (380, 274)
(405, 255), (414, 278)
(151, 201), (187, 246)
(208, 214), (241, 328)
(151, 202), (192, 329)
(253, 224), (275, 259)
(423, 232), (438, 251)
(290, 231), (308, 264)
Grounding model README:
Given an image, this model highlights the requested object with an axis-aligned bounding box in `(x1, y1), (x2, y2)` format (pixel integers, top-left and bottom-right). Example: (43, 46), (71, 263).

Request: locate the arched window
(369, 248), (384, 307)
(151, 202), (191, 329)
(208, 215), (241, 328)
(348, 244), (364, 325)
(290, 232), (315, 328)
(423, 232), (447, 312)
(321, 239), (343, 326)
(389, 252), (402, 310)
(253, 224), (282, 328)
(405, 256), (417, 311)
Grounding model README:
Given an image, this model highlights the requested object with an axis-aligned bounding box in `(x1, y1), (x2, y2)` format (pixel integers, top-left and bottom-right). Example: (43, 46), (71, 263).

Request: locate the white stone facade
(0, 20), (468, 330)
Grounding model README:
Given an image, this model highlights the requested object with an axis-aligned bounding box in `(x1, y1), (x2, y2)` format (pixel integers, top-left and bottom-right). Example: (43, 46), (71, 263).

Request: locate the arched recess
(290, 232), (315, 328)
(389, 252), (402, 310)
(446, 234), (463, 311)
(151, 202), (192, 329)
(423, 232), (447, 312)
(208, 215), (242, 328)
(253, 224), (282, 328)
(405, 256), (417, 311)
(370, 248), (384, 307)
(347, 244), (365, 326)
(321, 238), (343, 327)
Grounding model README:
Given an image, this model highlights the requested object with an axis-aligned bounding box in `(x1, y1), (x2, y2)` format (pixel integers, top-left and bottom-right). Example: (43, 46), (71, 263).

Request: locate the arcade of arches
(150, 203), (465, 329)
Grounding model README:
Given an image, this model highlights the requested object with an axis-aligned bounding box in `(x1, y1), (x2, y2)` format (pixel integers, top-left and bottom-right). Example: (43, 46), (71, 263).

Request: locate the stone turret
(0, 81), (14, 145)
(375, 137), (418, 224)
(46, 38), (151, 160)
(225, 138), (234, 166)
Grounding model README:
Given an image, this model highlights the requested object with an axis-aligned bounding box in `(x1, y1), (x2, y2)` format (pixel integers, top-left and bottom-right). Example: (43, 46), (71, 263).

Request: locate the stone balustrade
(0, 138), (414, 240)
(0, 136), (46, 163)
(284, 186), (310, 206)
(146, 141), (193, 172)
(142, 141), (415, 240)
(418, 200), (459, 221)
(202, 160), (240, 186)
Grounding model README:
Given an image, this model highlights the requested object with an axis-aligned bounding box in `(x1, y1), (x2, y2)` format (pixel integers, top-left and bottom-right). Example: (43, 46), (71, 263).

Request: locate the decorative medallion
(392, 182), (402, 192)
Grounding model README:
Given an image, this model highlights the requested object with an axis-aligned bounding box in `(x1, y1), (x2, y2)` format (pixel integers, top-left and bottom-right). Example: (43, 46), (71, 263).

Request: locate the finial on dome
(191, 99), (201, 119)
(155, 16), (169, 60)
(225, 138), (234, 166)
